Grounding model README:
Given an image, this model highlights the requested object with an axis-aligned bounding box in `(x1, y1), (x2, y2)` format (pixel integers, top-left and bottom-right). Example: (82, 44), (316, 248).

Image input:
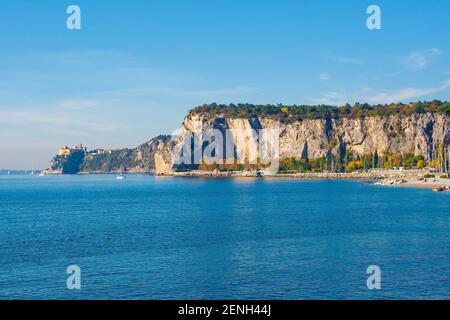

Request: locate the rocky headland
(47, 101), (450, 190)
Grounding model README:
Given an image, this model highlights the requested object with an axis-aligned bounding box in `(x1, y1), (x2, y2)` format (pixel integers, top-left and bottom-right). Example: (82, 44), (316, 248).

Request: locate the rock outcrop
(154, 111), (449, 173)
(48, 104), (450, 174)
(49, 150), (85, 174)
(49, 135), (171, 174)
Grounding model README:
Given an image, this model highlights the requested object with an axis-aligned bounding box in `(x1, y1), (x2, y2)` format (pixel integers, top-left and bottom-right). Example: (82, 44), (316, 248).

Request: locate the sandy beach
(398, 178), (450, 190)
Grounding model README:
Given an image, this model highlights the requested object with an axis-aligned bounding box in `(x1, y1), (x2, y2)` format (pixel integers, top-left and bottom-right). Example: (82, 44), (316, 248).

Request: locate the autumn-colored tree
(383, 154), (402, 169)
(428, 160), (440, 170)
(346, 160), (363, 172)
(199, 160), (214, 171)
(417, 159), (426, 169)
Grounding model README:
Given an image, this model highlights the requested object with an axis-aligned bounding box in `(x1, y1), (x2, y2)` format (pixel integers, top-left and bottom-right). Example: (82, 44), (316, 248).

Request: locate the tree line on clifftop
(190, 100), (450, 123)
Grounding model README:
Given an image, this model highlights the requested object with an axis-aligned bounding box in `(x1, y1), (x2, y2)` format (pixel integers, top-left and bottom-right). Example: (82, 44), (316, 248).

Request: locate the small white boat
(38, 173), (45, 177)
(116, 174), (126, 180)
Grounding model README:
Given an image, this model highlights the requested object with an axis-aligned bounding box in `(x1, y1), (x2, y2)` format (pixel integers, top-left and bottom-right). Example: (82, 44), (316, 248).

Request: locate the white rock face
(155, 112), (449, 172)
(226, 118), (260, 163)
(154, 153), (171, 175)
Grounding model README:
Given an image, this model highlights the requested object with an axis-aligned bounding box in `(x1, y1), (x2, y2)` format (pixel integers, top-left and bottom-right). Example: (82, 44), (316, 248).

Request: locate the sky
(0, 0), (449, 169)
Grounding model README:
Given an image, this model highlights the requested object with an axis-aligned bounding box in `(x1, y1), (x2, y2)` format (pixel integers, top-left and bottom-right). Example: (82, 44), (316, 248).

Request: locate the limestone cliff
(154, 110), (449, 173)
(48, 102), (450, 174)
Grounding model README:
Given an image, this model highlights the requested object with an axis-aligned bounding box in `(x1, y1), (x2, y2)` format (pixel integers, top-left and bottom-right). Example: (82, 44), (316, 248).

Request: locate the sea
(0, 174), (448, 299)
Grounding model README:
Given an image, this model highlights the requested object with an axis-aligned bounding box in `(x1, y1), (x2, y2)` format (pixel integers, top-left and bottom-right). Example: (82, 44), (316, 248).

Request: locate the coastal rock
(48, 105), (449, 174)
(175, 112), (449, 163)
(154, 138), (176, 175)
(50, 135), (171, 174)
(374, 178), (407, 186)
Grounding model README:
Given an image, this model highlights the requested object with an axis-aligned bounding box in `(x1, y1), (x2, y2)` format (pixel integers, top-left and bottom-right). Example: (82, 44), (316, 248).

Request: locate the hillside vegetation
(189, 101), (450, 123)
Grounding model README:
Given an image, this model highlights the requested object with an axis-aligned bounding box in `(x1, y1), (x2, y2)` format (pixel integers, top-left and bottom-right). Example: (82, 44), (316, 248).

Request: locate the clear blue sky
(0, 0), (449, 169)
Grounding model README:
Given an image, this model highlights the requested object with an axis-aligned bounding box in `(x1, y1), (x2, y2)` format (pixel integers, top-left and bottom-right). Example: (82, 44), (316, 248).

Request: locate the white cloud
(90, 85), (259, 101)
(310, 91), (348, 105)
(317, 73), (331, 81)
(0, 109), (127, 135)
(365, 79), (450, 104)
(401, 48), (442, 71)
(310, 79), (450, 105)
(57, 99), (98, 110)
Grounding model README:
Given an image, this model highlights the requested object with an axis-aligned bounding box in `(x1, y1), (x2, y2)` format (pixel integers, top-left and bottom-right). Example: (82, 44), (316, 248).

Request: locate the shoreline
(39, 170), (450, 191)
(385, 180), (450, 191)
(179, 172), (450, 191)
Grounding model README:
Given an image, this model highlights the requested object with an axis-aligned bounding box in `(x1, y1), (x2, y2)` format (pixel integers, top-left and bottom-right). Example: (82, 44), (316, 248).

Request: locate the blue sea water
(0, 174), (448, 300)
